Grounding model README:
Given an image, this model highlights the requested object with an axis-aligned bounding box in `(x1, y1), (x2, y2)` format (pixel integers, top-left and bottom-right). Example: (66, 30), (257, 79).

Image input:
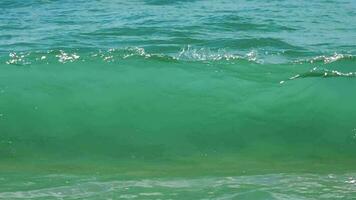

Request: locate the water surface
(1, 0), (356, 199)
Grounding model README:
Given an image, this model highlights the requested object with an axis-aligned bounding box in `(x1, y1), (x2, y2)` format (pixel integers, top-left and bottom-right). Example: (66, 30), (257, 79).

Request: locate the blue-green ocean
(1, 0), (356, 199)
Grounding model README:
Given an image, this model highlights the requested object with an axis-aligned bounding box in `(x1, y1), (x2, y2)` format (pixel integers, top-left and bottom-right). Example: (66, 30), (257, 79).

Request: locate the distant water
(1, 0), (356, 199)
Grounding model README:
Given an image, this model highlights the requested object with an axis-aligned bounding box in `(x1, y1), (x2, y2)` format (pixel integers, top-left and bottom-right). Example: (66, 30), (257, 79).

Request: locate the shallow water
(1, 173), (356, 199)
(1, 0), (356, 199)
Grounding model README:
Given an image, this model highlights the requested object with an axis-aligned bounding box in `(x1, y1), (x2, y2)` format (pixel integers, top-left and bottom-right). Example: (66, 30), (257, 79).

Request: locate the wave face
(1, 0), (356, 199)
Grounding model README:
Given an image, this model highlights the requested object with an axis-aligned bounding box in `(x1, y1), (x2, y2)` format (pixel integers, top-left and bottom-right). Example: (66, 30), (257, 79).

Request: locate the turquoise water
(1, 0), (356, 199)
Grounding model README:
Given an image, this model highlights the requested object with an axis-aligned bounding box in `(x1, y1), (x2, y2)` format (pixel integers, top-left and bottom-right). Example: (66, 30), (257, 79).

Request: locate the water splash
(55, 50), (80, 63)
(175, 45), (242, 61)
(5, 52), (31, 65)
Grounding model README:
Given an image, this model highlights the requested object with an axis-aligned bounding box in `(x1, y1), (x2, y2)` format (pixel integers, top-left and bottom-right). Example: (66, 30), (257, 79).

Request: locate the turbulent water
(1, 0), (356, 199)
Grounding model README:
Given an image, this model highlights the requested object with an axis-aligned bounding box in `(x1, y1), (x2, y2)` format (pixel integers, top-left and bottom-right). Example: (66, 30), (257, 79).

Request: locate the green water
(1, 0), (356, 199)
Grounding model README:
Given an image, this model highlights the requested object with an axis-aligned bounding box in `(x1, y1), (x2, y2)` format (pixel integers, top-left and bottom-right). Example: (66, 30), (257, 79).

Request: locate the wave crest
(2, 47), (356, 66)
(280, 67), (356, 84)
(295, 53), (356, 64)
(175, 45), (242, 61)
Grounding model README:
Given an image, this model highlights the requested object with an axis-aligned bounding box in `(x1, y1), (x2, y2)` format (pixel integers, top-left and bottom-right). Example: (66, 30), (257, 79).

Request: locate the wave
(294, 53), (356, 64)
(0, 47), (257, 66)
(2, 47), (356, 85)
(1, 46), (356, 179)
(280, 67), (356, 84)
(3, 47), (356, 66)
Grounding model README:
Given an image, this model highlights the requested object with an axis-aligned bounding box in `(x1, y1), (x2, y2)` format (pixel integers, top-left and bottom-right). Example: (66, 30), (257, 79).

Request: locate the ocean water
(1, 0), (356, 199)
